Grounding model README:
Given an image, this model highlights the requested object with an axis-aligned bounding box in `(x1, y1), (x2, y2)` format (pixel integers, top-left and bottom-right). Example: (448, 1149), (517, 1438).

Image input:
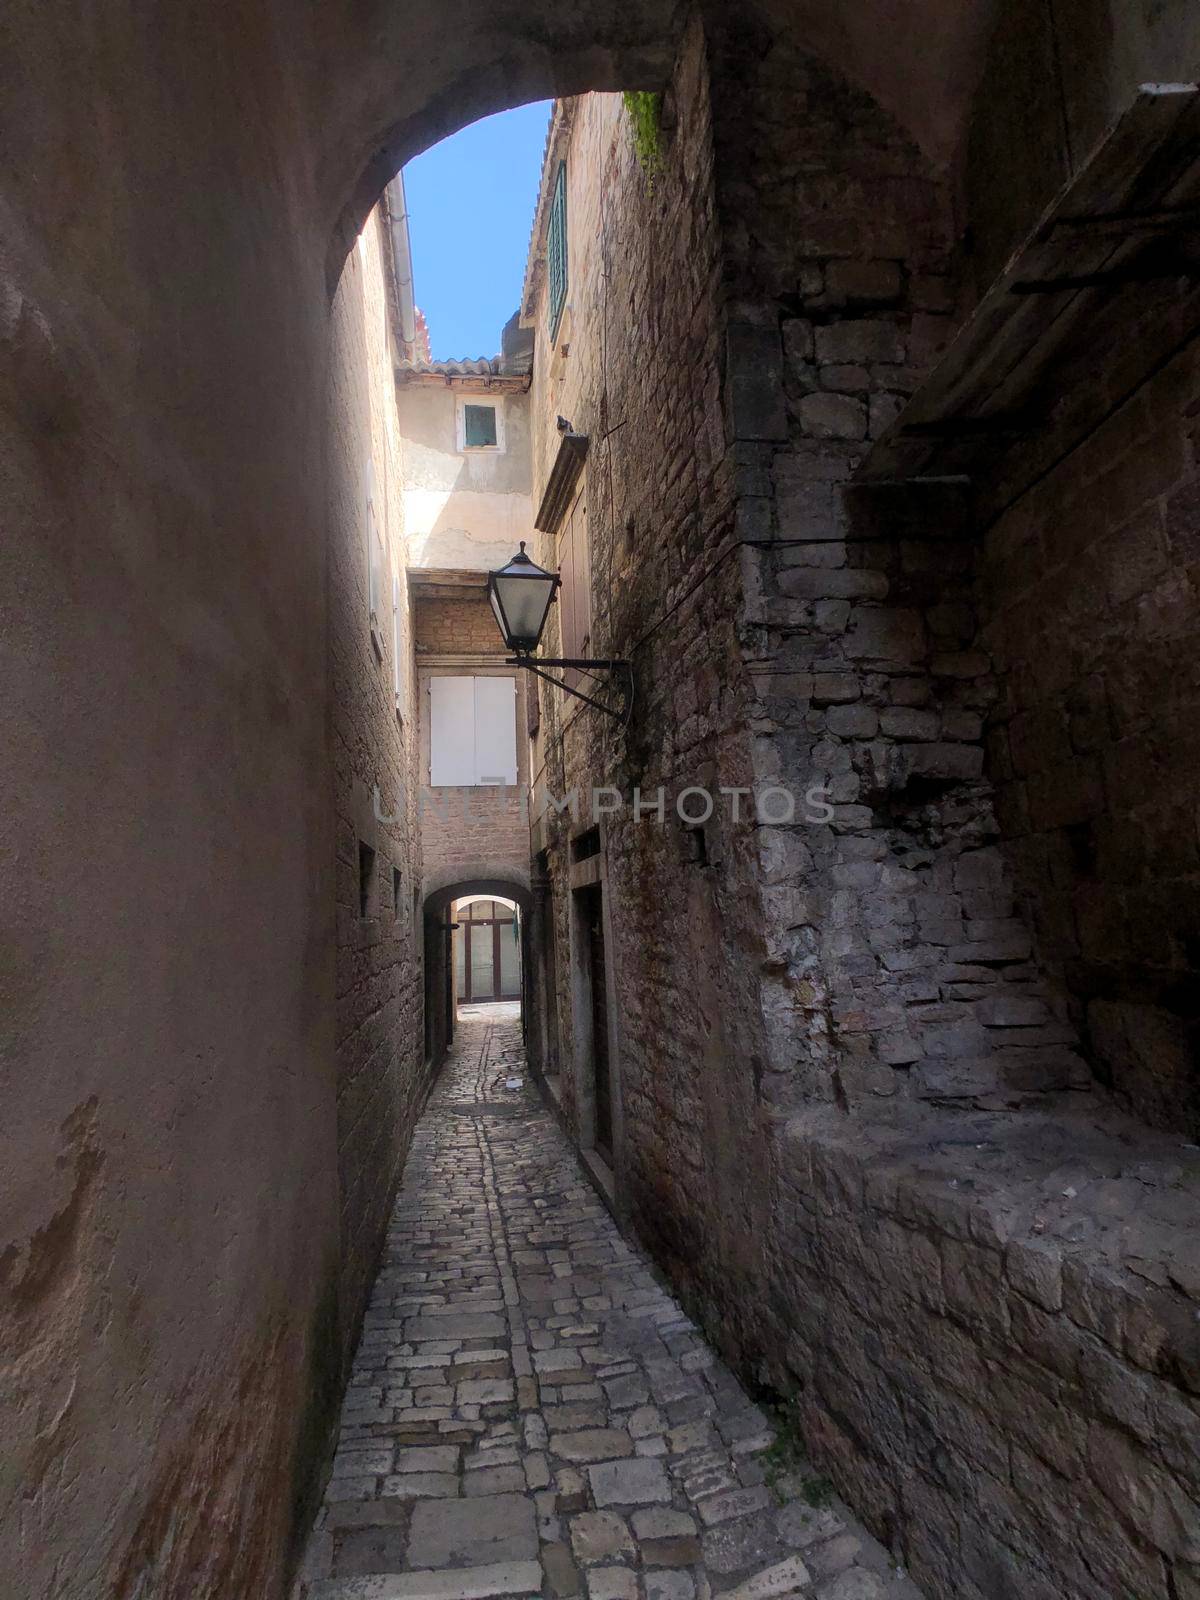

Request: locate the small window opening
(572, 827), (601, 863)
(463, 404), (498, 448)
(392, 865), (403, 920)
(683, 823), (709, 867)
(358, 841), (376, 919)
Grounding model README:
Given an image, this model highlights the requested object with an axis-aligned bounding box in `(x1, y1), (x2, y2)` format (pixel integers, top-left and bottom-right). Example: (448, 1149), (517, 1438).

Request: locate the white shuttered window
(429, 676), (517, 787)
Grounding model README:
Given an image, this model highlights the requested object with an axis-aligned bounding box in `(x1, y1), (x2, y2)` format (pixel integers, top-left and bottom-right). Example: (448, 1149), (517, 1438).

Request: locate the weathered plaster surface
(399, 384), (534, 570)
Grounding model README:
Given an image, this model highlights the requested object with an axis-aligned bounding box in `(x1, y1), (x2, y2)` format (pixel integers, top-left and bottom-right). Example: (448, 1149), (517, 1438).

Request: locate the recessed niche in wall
(358, 840), (376, 919)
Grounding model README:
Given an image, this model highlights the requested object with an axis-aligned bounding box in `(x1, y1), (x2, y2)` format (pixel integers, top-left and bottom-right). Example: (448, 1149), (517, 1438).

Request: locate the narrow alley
(296, 1008), (920, 1600)
(6, 4), (1200, 1596)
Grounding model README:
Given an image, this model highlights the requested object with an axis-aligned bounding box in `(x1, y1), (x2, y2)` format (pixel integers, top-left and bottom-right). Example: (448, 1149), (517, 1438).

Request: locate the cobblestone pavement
(295, 1005), (926, 1600)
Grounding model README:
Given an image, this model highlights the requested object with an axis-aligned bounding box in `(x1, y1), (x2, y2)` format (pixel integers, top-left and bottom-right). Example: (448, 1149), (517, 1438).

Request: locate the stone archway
(422, 875), (534, 1067)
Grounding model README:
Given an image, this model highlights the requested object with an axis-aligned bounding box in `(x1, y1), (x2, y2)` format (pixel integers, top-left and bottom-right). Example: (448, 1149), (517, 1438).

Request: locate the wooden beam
(856, 83), (1200, 489)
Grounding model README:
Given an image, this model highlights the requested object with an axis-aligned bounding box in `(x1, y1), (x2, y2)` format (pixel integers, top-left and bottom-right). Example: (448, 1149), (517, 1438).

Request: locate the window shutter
(464, 404), (498, 448)
(473, 677), (517, 785)
(558, 524), (577, 659)
(429, 677), (475, 785)
(429, 676), (517, 786)
(548, 162), (568, 342)
(392, 570), (403, 707)
(573, 496), (591, 654)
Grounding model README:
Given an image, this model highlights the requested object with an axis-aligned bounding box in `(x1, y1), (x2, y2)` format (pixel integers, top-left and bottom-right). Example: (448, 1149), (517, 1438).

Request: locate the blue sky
(404, 102), (553, 360)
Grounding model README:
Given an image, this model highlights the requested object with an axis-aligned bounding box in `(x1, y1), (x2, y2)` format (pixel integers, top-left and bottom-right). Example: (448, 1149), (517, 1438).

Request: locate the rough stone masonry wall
(526, 59), (1198, 1600)
(327, 211), (428, 1365)
(706, 19), (1089, 1115)
(691, 21), (1200, 1600)
(528, 23), (775, 1327)
(980, 344), (1200, 1139)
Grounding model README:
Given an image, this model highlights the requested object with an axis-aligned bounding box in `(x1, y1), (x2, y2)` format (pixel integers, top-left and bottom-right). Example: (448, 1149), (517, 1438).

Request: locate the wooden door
(456, 901), (521, 1003)
(581, 886), (613, 1164)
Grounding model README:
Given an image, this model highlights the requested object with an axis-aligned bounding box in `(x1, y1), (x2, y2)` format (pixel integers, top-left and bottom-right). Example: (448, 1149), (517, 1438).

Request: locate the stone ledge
(764, 1096), (1200, 1595)
(776, 1096), (1200, 1330)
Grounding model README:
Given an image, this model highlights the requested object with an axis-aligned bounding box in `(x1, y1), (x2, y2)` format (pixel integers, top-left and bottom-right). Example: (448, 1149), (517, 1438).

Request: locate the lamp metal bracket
(507, 655), (633, 726)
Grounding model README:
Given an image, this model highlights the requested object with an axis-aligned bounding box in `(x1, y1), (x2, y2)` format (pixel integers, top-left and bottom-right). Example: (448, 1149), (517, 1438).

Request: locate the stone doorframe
(567, 837), (627, 1215)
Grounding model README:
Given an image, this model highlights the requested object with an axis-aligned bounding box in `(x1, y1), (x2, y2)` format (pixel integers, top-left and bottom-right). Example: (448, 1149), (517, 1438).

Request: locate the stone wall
(525, 18), (1200, 1600)
(980, 335), (1200, 1138)
(0, 0), (682, 1568)
(963, 0), (1200, 297)
(414, 592), (531, 896)
(327, 211), (429, 1362)
(698, 21), (1200, 1600)
(525, 19), (776, 1332)
(764, 1100), (1200, 1600)
(397, 380), (533, 572)
(703, 19), (1081, 1116)
(415, 595), (508, 656)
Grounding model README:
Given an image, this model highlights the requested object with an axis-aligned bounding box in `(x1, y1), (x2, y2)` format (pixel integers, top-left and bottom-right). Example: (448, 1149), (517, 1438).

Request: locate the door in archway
(454, 899), (521, 1003)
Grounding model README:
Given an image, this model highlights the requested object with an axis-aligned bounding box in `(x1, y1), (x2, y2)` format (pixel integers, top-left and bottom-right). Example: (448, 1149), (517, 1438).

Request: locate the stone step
(308, 1560), (542, 1599)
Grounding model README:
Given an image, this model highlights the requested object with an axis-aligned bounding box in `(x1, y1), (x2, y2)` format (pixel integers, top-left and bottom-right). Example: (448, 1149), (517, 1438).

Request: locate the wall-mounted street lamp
(487, 542), (632, 725)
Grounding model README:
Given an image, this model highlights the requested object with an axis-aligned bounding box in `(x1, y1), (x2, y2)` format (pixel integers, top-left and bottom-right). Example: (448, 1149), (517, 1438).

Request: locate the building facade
(515, 30), (1200, 1600)
(4, 4), (1200, 1597)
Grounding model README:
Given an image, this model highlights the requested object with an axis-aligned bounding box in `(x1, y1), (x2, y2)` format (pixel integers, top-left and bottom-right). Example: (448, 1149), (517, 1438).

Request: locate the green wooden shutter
(548, 161), (568, 342)
(463, 403), (497, 447)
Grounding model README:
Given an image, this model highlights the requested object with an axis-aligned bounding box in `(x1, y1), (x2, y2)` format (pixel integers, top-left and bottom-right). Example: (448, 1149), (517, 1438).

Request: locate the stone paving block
(329, 1477), (384, 1502)
(541, 1540), (584, 1598)
(586, 1569), (639, 1600)
(535, 1349), (584, 1373)
(406, 1492), (538, 1568)
(395, 1447), (460, 1474)
(641, 1537), (701, 1566)
(603, 1373), (651, 1409)
(457, 1379), (516, 1405)
(465, 1447), (520, 1470)
(569, 1511), (635, 1563)
(724, 1556), (813, 1598)
(380, 1475), (461, 1500)
(644, 1574), (696, 1600)
(555, 1467), (589, 1512)
(406, 1315), (507, 1343)
(702, 1510), (781, 1576)
(463, 1464), (527, 1495)
(632, 1510), (697, 1539)
(628, 1406), (666, 1439)
(328, 1501), (412, 1530)
(814, 1575), (886, 1600)
(296, 1010), (924, 1600)
(776, 1506), (843, 1551)
(696, 1488), (775, 1527)
(549, 1428), (634, 1463)
(333, 1525), (411, 1579)
(309, 1559), (543, 1598)
(588, 1456), (671, 1507)
(335, 1450), (394, 1476)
